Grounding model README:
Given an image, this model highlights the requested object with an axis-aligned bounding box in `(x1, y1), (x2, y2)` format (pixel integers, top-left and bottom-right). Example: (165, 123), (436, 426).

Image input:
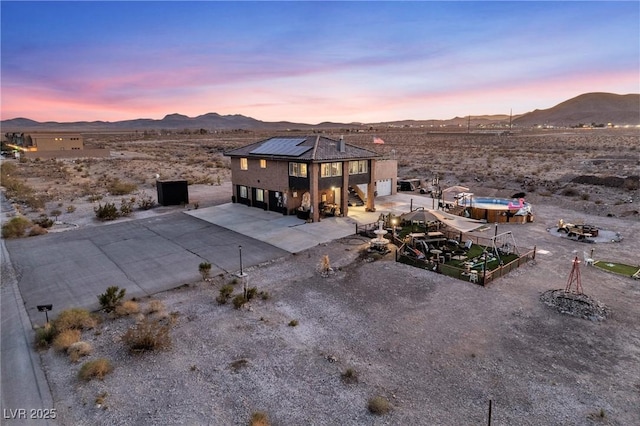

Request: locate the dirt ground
(3, 128), (640, 425)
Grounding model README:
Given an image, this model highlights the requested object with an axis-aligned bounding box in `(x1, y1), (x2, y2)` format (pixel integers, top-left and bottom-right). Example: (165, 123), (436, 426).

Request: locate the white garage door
(376, 179), (392, 196)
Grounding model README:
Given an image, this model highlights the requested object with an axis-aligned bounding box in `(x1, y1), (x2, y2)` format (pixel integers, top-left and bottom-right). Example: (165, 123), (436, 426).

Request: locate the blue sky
(1, 1), (638, 123)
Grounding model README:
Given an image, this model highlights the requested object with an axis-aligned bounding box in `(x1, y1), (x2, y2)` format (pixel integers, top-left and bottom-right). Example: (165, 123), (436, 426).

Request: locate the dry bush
(34, 323), (56, 349)
(78, 358), (112, 381)
(341, 368), (359, 384)
(249, 411), (270, 426)
(146, 299), (165, 314)
(1, 216), (32, 238)
(52, 329), (81, 352)
(107, 178), (137, 195)
(53, 308), (97, 332)
(28, 224), (48, 236)
(368, 396), (391, 415)
(115, 300), (140, 317)
(122, 318), (171, 353)
(67, 341), (93, 362)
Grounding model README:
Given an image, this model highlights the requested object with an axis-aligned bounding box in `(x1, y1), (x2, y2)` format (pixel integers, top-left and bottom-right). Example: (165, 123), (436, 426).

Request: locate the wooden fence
(389, 225), (536, 286)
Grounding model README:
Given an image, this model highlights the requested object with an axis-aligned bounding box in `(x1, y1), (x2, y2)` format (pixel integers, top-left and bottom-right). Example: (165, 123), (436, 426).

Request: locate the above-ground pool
(458, 197), (533, 223)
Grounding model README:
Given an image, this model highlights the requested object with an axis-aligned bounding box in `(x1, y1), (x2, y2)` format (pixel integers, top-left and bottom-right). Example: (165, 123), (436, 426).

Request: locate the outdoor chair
(583, 251), (594, 266)
(469, 270), (479, 283)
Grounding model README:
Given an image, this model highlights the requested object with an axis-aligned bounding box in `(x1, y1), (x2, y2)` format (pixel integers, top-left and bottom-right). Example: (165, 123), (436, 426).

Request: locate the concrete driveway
(5, 212), (288, 326)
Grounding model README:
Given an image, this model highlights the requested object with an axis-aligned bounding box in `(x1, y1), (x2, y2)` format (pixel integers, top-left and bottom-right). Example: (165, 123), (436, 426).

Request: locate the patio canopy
(429, 209), (487, 233)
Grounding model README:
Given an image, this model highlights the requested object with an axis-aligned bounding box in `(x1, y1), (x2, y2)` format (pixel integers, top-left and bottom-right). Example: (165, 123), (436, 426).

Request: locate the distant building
(4, 132), (109, 159)
(5, 132), (83, 151)
(224, 135), (396, 222)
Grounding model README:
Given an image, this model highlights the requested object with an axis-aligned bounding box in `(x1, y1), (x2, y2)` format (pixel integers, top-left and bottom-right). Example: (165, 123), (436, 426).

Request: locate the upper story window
(289, 162), (308, 178)
(321, 162), (343, 178)
(260, 159), (267, 168)
(240, 158), (248, 170)
(348, 160), (368, 174)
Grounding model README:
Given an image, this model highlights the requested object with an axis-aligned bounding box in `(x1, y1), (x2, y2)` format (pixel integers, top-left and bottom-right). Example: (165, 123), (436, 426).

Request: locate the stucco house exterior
(224, 135), (396, 222)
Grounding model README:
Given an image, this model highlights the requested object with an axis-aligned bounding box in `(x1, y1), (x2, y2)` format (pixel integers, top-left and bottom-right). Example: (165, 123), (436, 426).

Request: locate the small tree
(199, 262), (212, 281)
(98, 286), (126, 312)
(50, 209), (62, 221)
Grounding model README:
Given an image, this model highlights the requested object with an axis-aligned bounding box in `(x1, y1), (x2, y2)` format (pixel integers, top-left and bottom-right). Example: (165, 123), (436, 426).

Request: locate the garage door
(376, 179), (392, 196)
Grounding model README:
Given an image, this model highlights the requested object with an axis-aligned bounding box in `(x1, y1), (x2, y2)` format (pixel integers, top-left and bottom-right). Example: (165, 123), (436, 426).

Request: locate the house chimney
(338, 135), (345, 152)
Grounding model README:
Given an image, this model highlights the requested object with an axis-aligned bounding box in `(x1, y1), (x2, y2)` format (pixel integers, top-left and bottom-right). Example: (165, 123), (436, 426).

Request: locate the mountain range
(2, 92), (638, 132)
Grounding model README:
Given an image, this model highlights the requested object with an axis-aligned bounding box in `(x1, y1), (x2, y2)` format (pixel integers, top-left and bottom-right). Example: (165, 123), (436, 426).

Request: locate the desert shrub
(53, 329), (81, 352)
(108, 178), (137, 195)
(217, 285), (234, 305)
(232, 294), (247, 309)
(54, 308), (97, 332)
(319, 255), (332, 273)
(67, 341), (93, 362)
(260, 291), (271, 300)
(78, 358), (112, 381)
(199, 262), (212, 280)
(288, 320), (299, 327)
(24, 195), (46, 210)
(246, 287), (258, 300)
(33, 214), (54, 228)
(66, 205), (76, 213)
(146, 299), (165, 314)
(2, 216), (31, 238)
(119, 198), (135, 217)
(87, 194), (103, 202)
(98, 286), (126, 312)
(581, 193), (590, 201)
(137, 194), (155, 210)
(249, 411), (270, 426)
(341, 368), (359, 384)
(122, 318), (171, 353)
(368, 396), (391, 415)
(561, 187), (579, 197)
(28, 225), (48, 236)
(115, 300), (140, 317)
(94, 202), (119, 221)
(34, 324), (57, 349)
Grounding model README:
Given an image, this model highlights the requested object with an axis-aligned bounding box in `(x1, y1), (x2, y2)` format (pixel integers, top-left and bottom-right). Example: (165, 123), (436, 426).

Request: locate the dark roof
(224, 136), (380, 162)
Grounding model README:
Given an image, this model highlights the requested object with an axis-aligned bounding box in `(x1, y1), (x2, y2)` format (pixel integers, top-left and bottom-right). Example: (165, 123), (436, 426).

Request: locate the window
(349, 160), (368, 174)
(239, 185), (248, 198)
(240, 158), (248, 170)
(256, 189), (264, 202)
(321, 162), (343, 177)
(260, 159), (267, 168)
(289, 162), (308, 177)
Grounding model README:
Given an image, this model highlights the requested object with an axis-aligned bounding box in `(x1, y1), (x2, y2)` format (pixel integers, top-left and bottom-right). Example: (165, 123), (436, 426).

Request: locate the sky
(1, 1), (638, 124)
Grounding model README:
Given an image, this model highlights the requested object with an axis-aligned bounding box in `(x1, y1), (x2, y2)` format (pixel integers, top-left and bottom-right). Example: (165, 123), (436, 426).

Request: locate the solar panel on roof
(249, 138), (310, 156)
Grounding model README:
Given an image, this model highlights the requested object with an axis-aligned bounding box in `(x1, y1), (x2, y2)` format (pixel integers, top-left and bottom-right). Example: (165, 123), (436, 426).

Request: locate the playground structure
(557, 219), (599, 242)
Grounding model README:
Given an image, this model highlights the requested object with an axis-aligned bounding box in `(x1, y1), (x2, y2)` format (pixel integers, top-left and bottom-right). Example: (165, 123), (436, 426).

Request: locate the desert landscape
(2, 127), (640, 425)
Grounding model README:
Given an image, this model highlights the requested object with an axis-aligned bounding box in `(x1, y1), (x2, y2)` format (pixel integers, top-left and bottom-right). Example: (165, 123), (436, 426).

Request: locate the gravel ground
(39, 201), (640, 426)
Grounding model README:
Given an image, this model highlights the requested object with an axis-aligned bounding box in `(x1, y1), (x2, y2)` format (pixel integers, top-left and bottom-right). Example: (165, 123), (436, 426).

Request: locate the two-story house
(225, 135), (395, 222)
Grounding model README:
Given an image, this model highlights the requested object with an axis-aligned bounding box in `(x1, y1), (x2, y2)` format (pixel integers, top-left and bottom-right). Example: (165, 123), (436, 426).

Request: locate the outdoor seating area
(354, 207), (536, 286)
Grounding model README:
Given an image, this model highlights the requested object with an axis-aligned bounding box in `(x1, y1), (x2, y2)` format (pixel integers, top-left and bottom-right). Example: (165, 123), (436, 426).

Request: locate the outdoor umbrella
(400, 209), (439, 223)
